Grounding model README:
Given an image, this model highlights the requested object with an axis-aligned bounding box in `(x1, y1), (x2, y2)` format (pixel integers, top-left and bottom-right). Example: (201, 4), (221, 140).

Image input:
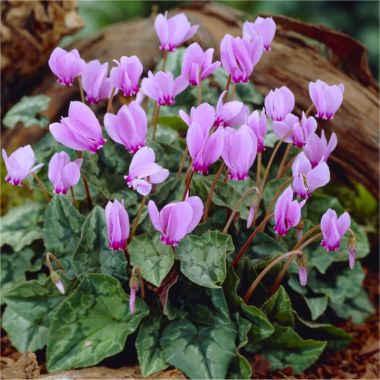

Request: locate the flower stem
(230, 83), (236, 100)
(106, 87), (116, 113)
(152, 104), (160, 141)
(32, 173), (51, 201)
(132, 267), (145, 300)
(243, 250), (303, 304)
(129, 196), (147, 242)
(260, 140), (284, 192)
(77, 77), (85, 103)
(202, 162), (225, 222)
(197, 78), (202, 105)
(232, 212), (274, 268)
(177, 146), (189, 177)
(162, 51), (168, 71)
(305, 103), (314, 117)
(223, 186), (259, 234)
(182, 169), (194, 200)
(276, 144), (292, 179)
(224, 74), (232, 101)
(256, 152), (262, 186)
(70, 187), (78, 208)
(46, 252), (65, 273)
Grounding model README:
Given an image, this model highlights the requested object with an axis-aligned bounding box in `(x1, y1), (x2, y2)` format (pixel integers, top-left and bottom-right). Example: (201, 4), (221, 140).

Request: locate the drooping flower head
(154, 12), (198, 52)
(182, 43), (221, 86)
(309, 80), (344, 120)
(320, 209), (351, 252)
(274, 186), (305, 236)
(110, 56), (143, 97)
(243, 17), (276, 51)
(48, 47), (85, 86)
(220, 34), (264, 83)
(48, 152), (83, 195)
(272, 112), (317, 148)
(215, 90), (248, 128)
(246, 109), (268, 152)
(148, 196), (203, 246)
(81, 60), (112, 104)
(264, 86), (295, 121)
(125, 146), (169, 196)
(222, 125), (257, 181)
(296, 255), (308, 287)
(2, 145), (43, 186)
(104, 101), (147, 154)
(184, 103), (224, 174)
(303, 131), (337, 167)
(50, 101), (106, 153)
(141, 71), (188, 106)
(292, 152), (330, 199)
(105, 199), (130, 251)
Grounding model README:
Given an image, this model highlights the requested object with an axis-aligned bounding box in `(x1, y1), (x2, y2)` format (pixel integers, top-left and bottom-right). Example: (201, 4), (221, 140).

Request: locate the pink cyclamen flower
(148, 196), (203, 246)
(182, 43), (221, 86)
(298, 266), (308, 287)
(321, 209), (351, 252)
(48, 47), (84, 86)
(222, 125), (257, 181)
(104, 102), (147, 154)
(48, 152), (83, 195)
(2, 145), (43, 186)
(125, 146), (169, 196)
(110, 56), (143, 97)
(185, 103), (224, 174)
(272, 112), (317, 148)
(105, 199), (130, 251)
(309, 80), (344, 120)
(129, 286), (136, 314)
(264, 86), (295, 121)
(274, 186), (305, 236)
(292, 152), (330, 198)
(50, 101), (106, 153)
(141, 71), (188, 106)
(214, 90), (248, 128)
(154, 12), (198, 52)
(243, 17), (276, 51)
(247, 206), (255, 228)
(81, 60), (112, 104)
(220, 34), (264, 83)
(303, 131), (337, 168)
(246, 109), (268, 153)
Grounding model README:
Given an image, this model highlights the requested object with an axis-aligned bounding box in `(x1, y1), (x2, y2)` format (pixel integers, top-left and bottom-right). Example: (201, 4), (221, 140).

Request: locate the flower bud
(51, 271), (65, 295)
(296, 255), (308, 287)
(348, 233), (357, 270)
(129, 274), (139, 314)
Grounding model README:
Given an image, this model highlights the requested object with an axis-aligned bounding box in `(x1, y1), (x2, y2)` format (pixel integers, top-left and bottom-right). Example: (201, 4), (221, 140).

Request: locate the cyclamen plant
(2, 11), (373, 380)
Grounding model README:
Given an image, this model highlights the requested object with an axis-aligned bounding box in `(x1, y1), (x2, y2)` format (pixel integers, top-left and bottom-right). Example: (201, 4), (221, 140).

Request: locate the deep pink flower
(246, 109), (267, 152)
(309, 80), (344, 120)
(274, 186), (305, 236)
(141, 71), (188, 106)
(264, 86), (295, 121)
(50, 101), (106, 153)
(125, 146), (169, 196)
(292, 152), (330, 198)
(214, 90), (248, 128)
(110, 56), (143, 97)
(2, 145), (43, 186)
(148, 196), (203, 246)
(105, 199), (130, 251)
(48, 47), (84, 86)
(81, 60), (112, 104)
(185, 103), (224, 174)
(182, 43), (221, 86)
(154, 12), (198, 52)
(243, 17), (276, 51)
(321, 209), (351, 252)
(48, 152), (83, 195)
(222, 125), (257, 181)
(303, 131), (337, 168)
(220, 34), (264, 83)
(272, 112), (317, 148)
(104, 101), (147, 154)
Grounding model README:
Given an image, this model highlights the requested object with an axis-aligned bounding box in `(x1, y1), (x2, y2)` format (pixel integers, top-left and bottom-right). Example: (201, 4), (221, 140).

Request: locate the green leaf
(1, 202), (45, 251)
(252, 323), (326, 374)
(249, 232), (287, 262)
(136, 312), (169, 377)
(72, 206), (127, 280)
(128, 235), (174, 287)
(261, 286), (294, 327)
(158, 115), (187, 133)
(304, 296), (329, 321)
(3, 95), (51, 128)
(176, 230), (234, 288)
(3, 276), (71, 352)
(42, 196), (84, 257)
(47, 273), (148, 372)
(160, 318), (237, 380)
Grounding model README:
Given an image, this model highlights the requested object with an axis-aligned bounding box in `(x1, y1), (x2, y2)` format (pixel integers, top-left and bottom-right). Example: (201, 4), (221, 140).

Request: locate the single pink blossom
(321, 209), (351, 252)
(105, 199), (130, 251)
(264, 86), (295, 121)
(303, 131), (337, 168)
(243, 17), (276, 51)
(214, 91), (248, 128)
(246, 109), (268, 152)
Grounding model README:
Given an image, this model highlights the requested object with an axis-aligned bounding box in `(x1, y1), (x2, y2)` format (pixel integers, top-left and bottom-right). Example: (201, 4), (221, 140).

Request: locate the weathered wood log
(4, 2), (379, 195)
